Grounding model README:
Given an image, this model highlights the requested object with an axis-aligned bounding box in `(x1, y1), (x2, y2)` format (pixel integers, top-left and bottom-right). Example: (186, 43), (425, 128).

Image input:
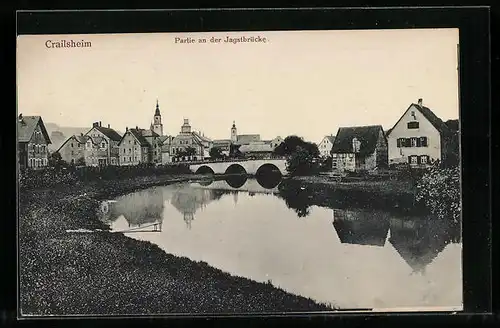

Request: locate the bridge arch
(256, 163), (283, 189)
(224, 163), (247, 175)
(195, 165), (215, 175)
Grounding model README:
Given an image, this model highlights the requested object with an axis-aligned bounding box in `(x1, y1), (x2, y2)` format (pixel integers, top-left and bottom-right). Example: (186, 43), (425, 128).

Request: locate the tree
(286, 146), (318, 176)
(209, 147), (223, 160)
(76, 157), (86, 166)
(229, 144), (243, 158)
(184, 146), (196, 157)
(273, 135), (319, 158)
(48, 152), (66, 169)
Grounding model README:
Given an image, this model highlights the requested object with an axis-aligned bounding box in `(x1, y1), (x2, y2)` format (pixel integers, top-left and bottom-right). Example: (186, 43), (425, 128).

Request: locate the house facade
(170, 119), (213, 162)
(118, 127), (154, 165)
(331, 125), (388, 173)
(318, 135), (336, 158)
(56, 134), (88, 165)
(18, 114), (52, 170)
(84, 122), (122, 166)
(386, 99), (456, 167)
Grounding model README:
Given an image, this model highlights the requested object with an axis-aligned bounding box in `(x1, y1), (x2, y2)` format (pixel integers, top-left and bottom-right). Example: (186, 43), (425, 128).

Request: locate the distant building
(56, 134), (88, 165)
(212, 139), (232, 156)
(239, 142), (274, 159)
(318, 135), (336, 158)
(118, 127), (159, 165)
(17, 114), (52, 170)
(230, 121), (261, 145)
(331, 125), (388, 173)
(84, 121), (122, 166)
(158, 135), (174, 164)
(386, 98), (457, 167)
(170, 119), (213, 162)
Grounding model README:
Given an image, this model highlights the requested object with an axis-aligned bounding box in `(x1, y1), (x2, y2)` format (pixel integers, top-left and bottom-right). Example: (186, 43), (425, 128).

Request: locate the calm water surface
(100, 176), (462, 311)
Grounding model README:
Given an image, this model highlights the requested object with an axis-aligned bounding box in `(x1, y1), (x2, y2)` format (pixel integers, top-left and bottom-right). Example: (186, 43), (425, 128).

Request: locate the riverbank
(278, 175), (425, 215)
(19, 173), (334, 315)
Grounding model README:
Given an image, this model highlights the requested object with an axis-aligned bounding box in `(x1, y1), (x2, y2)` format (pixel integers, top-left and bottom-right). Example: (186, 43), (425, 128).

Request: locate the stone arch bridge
(189, 158), (288, 176)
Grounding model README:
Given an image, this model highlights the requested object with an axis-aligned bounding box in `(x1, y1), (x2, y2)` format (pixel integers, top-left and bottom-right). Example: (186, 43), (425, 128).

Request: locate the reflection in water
(332, 209), (390, 247)
(104, 179), (462, 310)
(224, 175), (248, 188)
(388, 218), (460, 274)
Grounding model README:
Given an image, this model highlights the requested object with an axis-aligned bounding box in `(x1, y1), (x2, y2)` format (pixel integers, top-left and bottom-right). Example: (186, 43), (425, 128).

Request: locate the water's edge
(19, 174), (335, 315)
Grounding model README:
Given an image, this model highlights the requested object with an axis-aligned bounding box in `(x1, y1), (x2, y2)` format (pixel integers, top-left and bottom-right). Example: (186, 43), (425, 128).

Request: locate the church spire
(155, 98), (161, 116)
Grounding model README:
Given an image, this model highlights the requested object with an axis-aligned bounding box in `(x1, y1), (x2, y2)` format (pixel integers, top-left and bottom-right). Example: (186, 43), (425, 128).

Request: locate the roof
(18, 115), (52, 144)
(141, 129), (160, 138)
(321, 135), (336, 144)
(387, 103), (454, 138)
(237, 134), (261, 144)
(158, 135), (172, 145)
(56, 134), (90, 152)
(94, 126), (122, 141)
(331, 125), (385, 156)
(239, 143), (273, 153)
(129, 129), (150, 146)
(192, 131), (212, 143)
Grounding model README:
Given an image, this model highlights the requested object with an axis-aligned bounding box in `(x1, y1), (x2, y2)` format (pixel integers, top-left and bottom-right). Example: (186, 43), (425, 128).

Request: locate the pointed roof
(155, 99), (161, 116)
(56, 134), (90, 152)
(386, 101), (454, 138)
(17, 115), (52, 144)
(331, 125), (385, 156)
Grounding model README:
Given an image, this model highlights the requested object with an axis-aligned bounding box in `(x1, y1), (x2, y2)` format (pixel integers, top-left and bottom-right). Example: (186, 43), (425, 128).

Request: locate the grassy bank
(19, 173), (333, 316)
(279, 175), (426, 215)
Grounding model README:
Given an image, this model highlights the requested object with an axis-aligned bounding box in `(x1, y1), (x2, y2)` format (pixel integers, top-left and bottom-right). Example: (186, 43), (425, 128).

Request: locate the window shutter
(422, 137), (428, 147)
(405, 138), (411, 147)
(397, 138), (401, 147)
(416, 138), (421, 147)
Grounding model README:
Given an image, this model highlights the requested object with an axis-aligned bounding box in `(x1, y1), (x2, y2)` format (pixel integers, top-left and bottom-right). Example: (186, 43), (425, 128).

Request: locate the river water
(100, 176), (462, 312)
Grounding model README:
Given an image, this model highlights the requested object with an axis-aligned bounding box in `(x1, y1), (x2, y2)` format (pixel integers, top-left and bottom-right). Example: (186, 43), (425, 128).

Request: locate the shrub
(19, 164), (192, 190)
(415, 165), (461, 222)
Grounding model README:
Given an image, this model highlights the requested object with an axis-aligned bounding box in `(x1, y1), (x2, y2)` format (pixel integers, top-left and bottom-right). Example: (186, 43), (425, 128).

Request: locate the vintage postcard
(17, 28), (462, 316)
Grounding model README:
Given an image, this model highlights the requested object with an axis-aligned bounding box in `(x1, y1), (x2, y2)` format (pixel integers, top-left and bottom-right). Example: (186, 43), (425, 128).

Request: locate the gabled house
(56, 134), (88, 165)
(17, 114), (52, 170)
(331, 125), (388, 173)
(386, 98), (457, 167)
(84, 121), (122, 165)
(318, 135), (336, 158)
(118, 127), (157, 166)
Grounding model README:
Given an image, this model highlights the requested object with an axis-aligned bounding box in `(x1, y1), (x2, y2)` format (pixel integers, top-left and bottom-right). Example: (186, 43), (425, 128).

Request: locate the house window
(407, 121), (419, 129)
(420, 155), (428, 164)
(410, 156), (418, 164)
(129, 157), (132, 162)
(71, 143), (74, 148)
(419, 137), (428, 147)
(71, 151), (74, 155)
(101, 142), (106, 148)
(411, 138), (417, 147)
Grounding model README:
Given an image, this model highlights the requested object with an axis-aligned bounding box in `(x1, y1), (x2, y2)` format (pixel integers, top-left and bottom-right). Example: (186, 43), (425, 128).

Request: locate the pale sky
(17, 29), (459, 143)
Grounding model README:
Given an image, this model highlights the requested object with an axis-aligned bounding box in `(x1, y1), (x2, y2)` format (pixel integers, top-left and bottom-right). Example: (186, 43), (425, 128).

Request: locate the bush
(415, 165), (461, 222)
(19, 164), (192, 190)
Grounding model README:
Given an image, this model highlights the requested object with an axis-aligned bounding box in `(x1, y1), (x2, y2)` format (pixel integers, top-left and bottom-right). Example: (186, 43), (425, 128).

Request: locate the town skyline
(17, 29), (459, 143)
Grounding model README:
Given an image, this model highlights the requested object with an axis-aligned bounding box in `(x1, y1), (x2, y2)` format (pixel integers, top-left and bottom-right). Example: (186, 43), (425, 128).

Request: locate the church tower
(230, 121), (237, 144)
(152, 99), (163, 136)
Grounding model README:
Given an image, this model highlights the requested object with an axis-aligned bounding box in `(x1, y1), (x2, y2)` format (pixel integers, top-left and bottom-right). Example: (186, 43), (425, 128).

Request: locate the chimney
(126, 127), (128, 132)
(99, 121), (102, 127)
(80, 133), (84, 136)
(418, 98), (423, 106)
(107, 124), (110, 128)
(93, 122), (99, 128)
(136, 126), (138, 130)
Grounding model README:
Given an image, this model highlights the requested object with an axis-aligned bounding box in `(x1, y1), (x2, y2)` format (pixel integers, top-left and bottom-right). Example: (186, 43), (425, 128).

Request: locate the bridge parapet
(189, 158), (288, 176)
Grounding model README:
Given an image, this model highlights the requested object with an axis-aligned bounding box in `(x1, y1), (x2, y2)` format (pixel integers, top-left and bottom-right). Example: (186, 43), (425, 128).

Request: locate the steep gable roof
(18, 115), (52, 144)
(331, 125), (385, 156)
(387, 103), (454, 138)
(56, 134), (90, 152)
(94, 126), (122, 141)
(129, 129), (150, 146)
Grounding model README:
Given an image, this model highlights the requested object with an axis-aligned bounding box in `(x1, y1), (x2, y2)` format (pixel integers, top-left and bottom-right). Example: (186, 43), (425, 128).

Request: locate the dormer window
(352, 138), (361, 153)
(407, 121), (419, 129)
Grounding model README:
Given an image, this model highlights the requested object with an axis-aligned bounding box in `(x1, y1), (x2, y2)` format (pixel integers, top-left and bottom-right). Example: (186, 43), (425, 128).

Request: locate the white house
(318, 135), (336, 158)
(386, 98), (456, 167)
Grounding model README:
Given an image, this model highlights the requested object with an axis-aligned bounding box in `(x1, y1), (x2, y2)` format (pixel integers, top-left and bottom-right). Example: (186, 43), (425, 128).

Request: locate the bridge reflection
(193, 172), (282, 195)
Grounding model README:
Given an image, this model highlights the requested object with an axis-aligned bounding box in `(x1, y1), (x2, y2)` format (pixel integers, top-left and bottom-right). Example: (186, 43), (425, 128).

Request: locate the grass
(19, 173), (334, 316)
